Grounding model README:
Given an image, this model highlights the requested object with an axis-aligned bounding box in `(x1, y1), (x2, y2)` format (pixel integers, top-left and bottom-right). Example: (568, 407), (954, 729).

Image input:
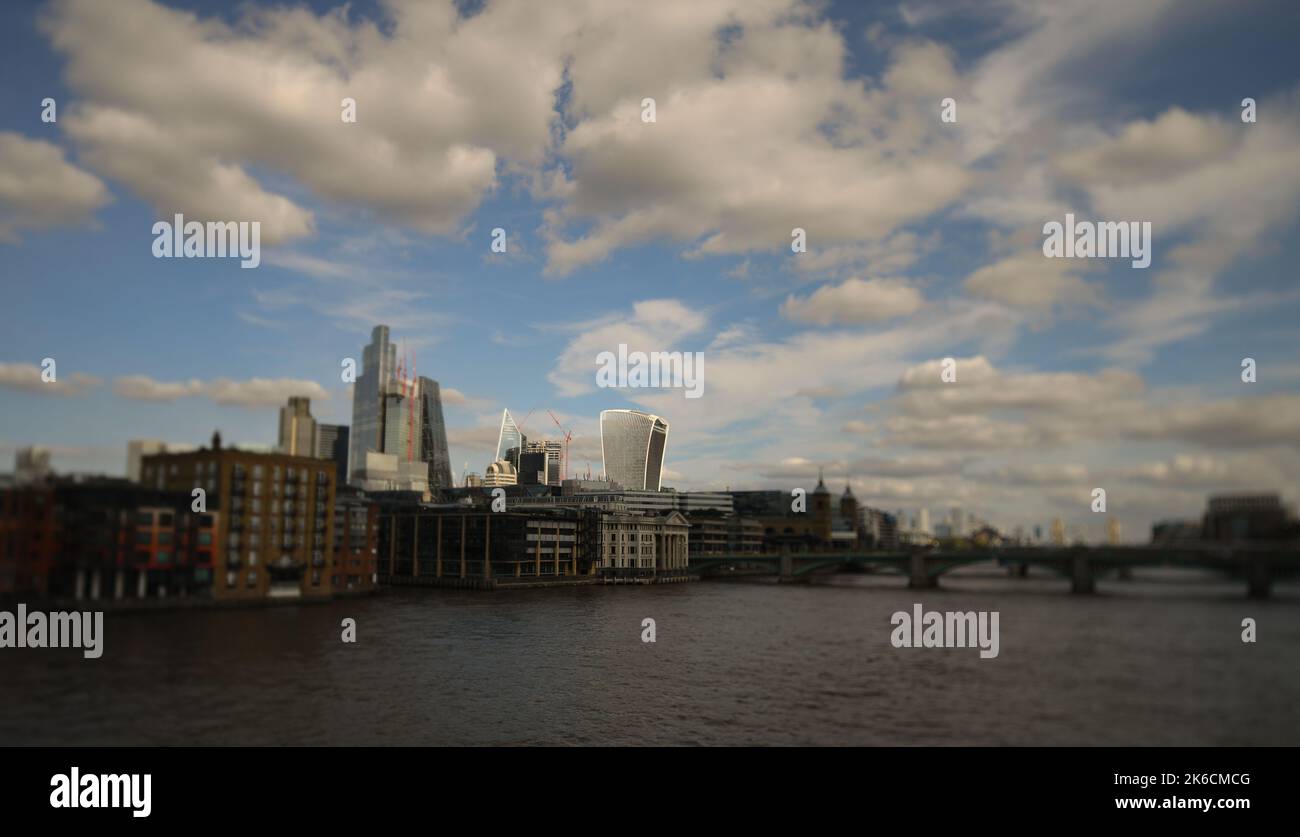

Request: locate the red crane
(547, 410), (573, 482)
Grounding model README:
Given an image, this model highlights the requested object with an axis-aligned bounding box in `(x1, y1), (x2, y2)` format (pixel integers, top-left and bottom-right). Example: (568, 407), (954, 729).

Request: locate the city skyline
(3, 0), (1300, 543)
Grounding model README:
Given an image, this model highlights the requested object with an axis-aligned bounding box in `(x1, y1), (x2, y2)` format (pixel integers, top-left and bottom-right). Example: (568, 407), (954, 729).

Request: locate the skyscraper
(542, 439), (562, 487)
(350, 325), (396, 483)
(418, 376), (453, 490)
(600, 409), (669, 491)
(495, 409), (524, 465)
(348, 324), (433, 492)
(279, 396), (317, 456)
(315, 424), (349, 487)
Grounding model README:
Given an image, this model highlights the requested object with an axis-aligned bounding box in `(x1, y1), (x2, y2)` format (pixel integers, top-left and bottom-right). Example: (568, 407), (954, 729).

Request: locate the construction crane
(547, 410), (573, 482)
(394, 350), (417, 463)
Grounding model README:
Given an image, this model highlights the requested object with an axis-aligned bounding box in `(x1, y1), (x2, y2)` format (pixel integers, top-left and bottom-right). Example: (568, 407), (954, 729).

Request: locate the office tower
(418, 376), (453, 490)
(950, 506), (965, 537)
(600, 409), (669, 491)
(917, 507), (931, 535)
(543, 440), (562, 487)
(495, 409), (525, 465)
(381, 386), (420, 462)
(1107, 517), (1122, 545)
(350, 325), (396, 484)
(279, 397), (317, 456)
(1050, 517), (1066, 545)
(518, 441), (557, 486)
(315, 424), (349, 487)
(348, 324), (431, 491)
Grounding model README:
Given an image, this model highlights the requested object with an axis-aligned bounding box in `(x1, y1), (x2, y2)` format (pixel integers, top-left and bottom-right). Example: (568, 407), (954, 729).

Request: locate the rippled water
(3, 568), (1298, 745)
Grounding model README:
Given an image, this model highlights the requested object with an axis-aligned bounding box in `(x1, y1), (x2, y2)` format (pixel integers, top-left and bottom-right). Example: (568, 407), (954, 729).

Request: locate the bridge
(688, 546), (1300, 598)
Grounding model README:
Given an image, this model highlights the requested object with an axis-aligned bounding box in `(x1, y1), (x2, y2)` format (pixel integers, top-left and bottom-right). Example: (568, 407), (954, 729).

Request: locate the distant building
(348, 325), (449, 492)
(1202, 493), (1293, 543)
(495, 409), (525, 465)
(418, 377), (454, 490)
(518, 442), (553, 486)
(0, 477), (216, 601)
(128, 440), (168, 483)
(861, 507), (899, 550)
(1151, 519), (1202, 546)
(600, 409), (669, 491)
(278, 397), (317, 456)
(331, 485), (378, 593)
(14, 447), (52, 484)
(314, 424), (349, 487)
(730, 475), (865, 552)
(593, 509), (690, 579)
(1050, 517), (1066, 546)
(375, 503), (583, 584)
(483, 459), (518, 487)
(350, 325), (397, 484)
(1107, 517), (1122, 545)
(142, 432), (343, 601)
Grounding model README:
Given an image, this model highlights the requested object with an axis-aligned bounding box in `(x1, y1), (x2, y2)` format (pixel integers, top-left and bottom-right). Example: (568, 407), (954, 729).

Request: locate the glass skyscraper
(600, 409), (669, 491)
(419, 376), (453, 490)
(349, 325), (450, 491)
(495, 409), (524, 465)
(349, 325), (396, 484)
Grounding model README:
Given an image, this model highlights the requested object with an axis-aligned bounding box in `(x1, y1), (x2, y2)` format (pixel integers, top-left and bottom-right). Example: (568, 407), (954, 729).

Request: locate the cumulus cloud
(113, 374), (327, 407)
(781, 278), (924, 324)
(0, 133), (109, 242)
(964, 250), (1100, 311)
(547, 299), (710, 397)
(0, 362), (101, 396)
(541, 26), (970, 274)
(41, 0), (570, 243)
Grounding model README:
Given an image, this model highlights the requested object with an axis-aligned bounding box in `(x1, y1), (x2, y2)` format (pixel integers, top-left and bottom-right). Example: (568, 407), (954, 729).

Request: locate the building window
(246, 570), (258, 587)
(226, 571), (237, 587)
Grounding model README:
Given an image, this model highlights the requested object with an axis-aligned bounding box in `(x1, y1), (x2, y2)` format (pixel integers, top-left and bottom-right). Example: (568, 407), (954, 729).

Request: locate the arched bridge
(689, 546), (1300, 598)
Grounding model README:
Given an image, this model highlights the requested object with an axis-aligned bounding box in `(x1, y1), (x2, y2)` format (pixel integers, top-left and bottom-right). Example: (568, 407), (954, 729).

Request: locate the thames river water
(3, 568), (1299, 745)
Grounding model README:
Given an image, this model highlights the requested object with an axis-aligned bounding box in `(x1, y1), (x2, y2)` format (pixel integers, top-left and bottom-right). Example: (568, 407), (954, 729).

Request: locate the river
(3, 569), (1298, 745)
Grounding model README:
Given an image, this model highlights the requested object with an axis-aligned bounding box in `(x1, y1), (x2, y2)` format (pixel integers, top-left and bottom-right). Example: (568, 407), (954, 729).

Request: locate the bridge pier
(1070, 553), (1094, 594)
(909, 553), (937, 590)
(1248, 557), (1272, 599)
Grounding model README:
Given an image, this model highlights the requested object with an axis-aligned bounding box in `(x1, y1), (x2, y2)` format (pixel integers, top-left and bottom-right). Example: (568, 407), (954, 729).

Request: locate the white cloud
(781, 277), (924, 324)
(0, 132), (109, 242)
(113, 374), (327, 408)
(0, 362), (100, 396)
(547, 299), (710, 397)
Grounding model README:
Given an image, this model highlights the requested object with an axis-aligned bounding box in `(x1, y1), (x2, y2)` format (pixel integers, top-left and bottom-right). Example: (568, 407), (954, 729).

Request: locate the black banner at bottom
(0, 747), (1282, 824)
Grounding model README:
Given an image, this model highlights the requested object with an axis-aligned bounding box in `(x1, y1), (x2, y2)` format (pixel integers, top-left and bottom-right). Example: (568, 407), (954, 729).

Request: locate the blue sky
(2, 0), (1300, 540)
